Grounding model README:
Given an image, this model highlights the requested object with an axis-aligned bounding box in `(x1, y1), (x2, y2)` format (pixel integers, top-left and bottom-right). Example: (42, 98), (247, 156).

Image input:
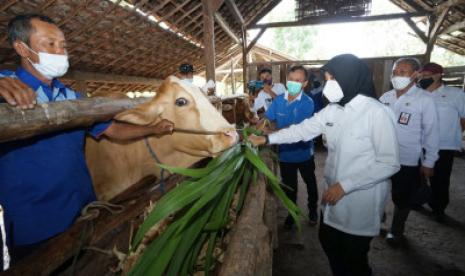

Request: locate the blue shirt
(0, 68), (110, 245)
(265, 92), (315, 163)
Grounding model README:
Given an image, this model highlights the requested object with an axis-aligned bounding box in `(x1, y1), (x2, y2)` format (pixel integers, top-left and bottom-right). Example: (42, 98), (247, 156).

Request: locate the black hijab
(321, 54), (377, 106)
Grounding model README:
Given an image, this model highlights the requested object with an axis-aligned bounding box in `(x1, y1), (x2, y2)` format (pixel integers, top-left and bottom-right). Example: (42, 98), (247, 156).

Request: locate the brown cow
(86, 76), (238, 200)
(221, 95), (257, 126)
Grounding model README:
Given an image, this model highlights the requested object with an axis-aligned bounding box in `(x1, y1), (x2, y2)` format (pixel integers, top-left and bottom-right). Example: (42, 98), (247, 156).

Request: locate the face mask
(23, 43), (69, 80)
(287, 80), (302, 96)
(322, 80), (344, 103)
(181, 78), (194, 84)
(391, 76), (411, 91)
(418, 77), (434, 90)
(264, 79), (273, 85)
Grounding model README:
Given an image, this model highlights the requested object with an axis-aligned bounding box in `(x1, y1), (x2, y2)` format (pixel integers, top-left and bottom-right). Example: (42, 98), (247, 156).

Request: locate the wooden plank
(214, 12), (241, 44)
(245, 0), (282, 27)
(247, 54), (425, 67)
(202, 0), (216, 82)
(403, 17), (428, 43)
(246, 28), (266, 54)
(220, 154), (276, 276)
(225, 0), (245, 25)
(440, 20), (465, 34)
(66, 71), (159, 86)
(242, 27), (248, 93)
(250, 12), (428, 29)
(0, 97), (148, 143)
(7, 170), (190, 276)
(425, 6), (450, 62)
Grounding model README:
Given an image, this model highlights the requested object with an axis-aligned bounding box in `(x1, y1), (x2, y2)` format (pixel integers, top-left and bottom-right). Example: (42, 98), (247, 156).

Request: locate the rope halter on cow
(144, 138), (167, 194)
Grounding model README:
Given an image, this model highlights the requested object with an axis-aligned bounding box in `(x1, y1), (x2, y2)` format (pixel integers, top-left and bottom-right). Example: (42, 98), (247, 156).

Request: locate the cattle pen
(1, 0), (465, 276)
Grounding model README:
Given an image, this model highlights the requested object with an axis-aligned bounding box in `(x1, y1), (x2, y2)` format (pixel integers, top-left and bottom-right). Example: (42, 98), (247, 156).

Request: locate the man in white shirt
(380, 58), (439, 245)
(251, 68), (286, 113)
(249, 54), (400, 276)
(418, 62), (465, 221)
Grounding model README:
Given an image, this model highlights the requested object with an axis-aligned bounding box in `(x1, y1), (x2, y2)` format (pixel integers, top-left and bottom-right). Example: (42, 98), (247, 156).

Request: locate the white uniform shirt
(379, 86), (439, 168)
(252, 83), (286, 112)
(430, 84), (465, 150)
(269, 95), (400, 236)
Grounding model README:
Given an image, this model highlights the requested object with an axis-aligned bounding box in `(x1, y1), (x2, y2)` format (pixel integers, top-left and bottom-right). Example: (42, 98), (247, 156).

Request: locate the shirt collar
(432, 84), (445, 93)
(284, 90), (302, 103)
(15, 67), (66, 92)
(345, 94), (367, 110)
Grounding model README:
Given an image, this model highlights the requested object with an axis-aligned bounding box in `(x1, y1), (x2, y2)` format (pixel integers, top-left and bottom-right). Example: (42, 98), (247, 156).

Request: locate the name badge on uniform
(398, 112), (411, 125)
(326, 122), (334, 127)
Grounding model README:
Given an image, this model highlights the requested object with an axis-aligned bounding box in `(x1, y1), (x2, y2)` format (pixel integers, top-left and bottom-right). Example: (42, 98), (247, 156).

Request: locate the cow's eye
(175, 97), (189, 107)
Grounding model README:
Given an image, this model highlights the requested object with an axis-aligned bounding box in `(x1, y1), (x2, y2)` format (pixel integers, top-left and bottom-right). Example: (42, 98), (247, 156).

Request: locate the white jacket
(269, 95), (400, 236)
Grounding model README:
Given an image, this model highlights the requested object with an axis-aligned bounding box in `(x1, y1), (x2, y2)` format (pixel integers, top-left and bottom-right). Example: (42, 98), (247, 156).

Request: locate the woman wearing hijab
(249, 54), (400, 276)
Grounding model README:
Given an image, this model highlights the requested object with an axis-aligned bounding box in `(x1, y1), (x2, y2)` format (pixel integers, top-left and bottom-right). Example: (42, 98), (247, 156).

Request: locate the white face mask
(23, 43), (69, 80)
(181, 78), (194, 85)
(323, 80), (344, 103)
(391, 76), (411, 91)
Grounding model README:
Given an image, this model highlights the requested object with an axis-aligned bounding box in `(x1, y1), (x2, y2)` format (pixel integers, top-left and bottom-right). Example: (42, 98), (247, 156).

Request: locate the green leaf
(166, 205), (215, 276)
(204, 232), (218, 276)
(159, 144), (241, 178)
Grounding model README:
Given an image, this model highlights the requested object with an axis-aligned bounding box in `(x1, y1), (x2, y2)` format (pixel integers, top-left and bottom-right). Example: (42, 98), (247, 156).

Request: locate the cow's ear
(114, 102), (165, 126)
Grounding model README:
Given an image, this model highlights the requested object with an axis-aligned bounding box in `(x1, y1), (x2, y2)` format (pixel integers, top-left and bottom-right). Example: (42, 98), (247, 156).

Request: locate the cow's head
(115, 76), (238, 156)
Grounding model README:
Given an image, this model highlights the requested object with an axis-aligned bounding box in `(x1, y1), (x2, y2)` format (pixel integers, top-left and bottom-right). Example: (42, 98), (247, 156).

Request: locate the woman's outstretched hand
(247, 134), (267, 147)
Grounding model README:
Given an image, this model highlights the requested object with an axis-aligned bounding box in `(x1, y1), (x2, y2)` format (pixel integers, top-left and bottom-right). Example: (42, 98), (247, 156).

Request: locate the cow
(85, 76), (238, 200)
(221, 95), (257, 126)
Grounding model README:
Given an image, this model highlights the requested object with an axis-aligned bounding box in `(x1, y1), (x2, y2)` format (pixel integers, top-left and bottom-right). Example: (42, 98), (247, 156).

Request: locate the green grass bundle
(127, 135), (301, 276)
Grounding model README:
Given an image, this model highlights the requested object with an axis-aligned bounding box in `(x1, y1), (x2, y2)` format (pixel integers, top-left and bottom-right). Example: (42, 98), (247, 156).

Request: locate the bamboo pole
(0, 97), (148, 143)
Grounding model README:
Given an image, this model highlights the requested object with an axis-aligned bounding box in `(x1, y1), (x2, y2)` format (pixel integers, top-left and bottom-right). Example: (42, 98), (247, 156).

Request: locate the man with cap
(418, 62), (465, 221)
(176, 63), (216, 95)
(380, 57), (439, 245)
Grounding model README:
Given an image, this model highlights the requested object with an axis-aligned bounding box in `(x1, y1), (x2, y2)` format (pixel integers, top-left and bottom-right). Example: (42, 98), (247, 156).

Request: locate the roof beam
(403, 17), (428, 43)
(250, 12), (428, 29)
(225, 0), (245, 25)
(214, 12), (241, 44)
(246, 28), (266, 54)
(425, 6), (451, 61)
(245, 0), (282, 27)
(440, 20), (465, 34)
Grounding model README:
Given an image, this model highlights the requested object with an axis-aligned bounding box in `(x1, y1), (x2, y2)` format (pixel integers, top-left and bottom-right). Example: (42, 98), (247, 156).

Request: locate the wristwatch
(264, 135), (270, 145)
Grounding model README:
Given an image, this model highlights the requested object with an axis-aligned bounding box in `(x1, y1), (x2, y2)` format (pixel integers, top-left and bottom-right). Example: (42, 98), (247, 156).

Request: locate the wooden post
(202, 0), (216, 82)
(425, 6), (450, 62)
(242, 26), (248, 94)
(230, 59), (236, 94)
(0, 97), (148, 143)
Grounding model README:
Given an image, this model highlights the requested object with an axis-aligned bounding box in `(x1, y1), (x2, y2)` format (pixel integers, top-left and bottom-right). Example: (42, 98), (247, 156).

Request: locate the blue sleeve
(88, 120), (112, 138)
(0, 70), (15, 78)
(265, 100), (277, 121)
(74, 93), (112, 138)
(308, 97), (315, 117)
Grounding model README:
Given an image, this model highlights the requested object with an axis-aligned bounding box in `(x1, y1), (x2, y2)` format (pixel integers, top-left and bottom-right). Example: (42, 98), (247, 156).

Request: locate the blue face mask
(287, 81), (302, 96)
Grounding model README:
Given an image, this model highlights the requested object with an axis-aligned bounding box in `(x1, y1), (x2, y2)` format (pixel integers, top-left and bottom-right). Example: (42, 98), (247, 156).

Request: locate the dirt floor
(273, 146), (465, 276)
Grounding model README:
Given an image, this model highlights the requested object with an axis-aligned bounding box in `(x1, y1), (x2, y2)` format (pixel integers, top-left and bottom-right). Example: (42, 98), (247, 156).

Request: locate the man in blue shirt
(264, 65), (318, 227)
(0, 14), (174, 264)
